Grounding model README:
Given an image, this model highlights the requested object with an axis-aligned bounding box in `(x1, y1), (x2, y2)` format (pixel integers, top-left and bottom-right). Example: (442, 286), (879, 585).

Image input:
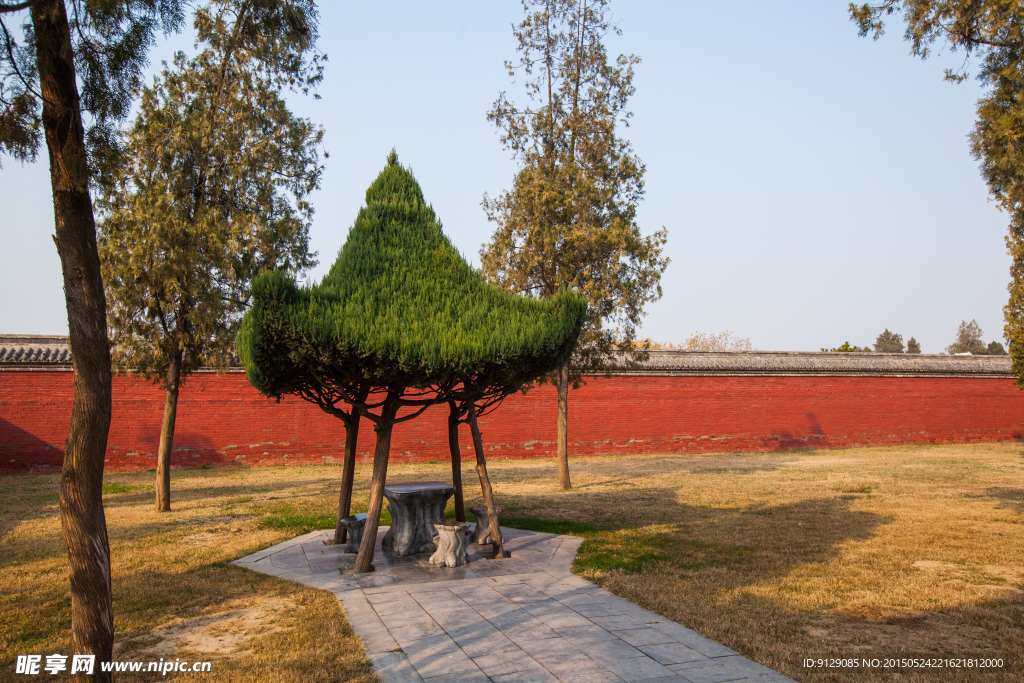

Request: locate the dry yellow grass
(489, 442), (1024, 682)
(0, 467), (379, 682)
(1, 442), (1021, 682)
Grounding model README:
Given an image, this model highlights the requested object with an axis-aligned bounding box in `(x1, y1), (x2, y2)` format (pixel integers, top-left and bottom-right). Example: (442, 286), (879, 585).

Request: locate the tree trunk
(467, 403), (504, 558)
(354, 399), (399, 574)
(334, 412), (360, 544)
(556, 361), (571, 490)
(155, 347), (183, 512)
(447, 400), (465, 523)
(32, 0), (114, 678)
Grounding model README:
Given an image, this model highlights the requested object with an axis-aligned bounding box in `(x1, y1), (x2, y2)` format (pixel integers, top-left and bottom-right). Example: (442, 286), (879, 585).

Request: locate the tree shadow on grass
(502, 487), (892, 590)
(563, 453), (798, 483)
(499, 485), (1023, 681)
(984, 487), (1024, 515)
(646, 576), (1024, 682)
(100, 477), (334, 509)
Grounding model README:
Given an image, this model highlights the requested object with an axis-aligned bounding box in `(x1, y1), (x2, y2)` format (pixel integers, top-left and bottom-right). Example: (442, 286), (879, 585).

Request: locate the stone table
(381, 481), (455, 556)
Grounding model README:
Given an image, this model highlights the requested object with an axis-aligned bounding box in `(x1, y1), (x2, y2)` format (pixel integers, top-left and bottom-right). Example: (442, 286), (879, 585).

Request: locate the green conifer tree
(947, 319), (987, 354)
(97, 0), (324, 512)
(483, 0), (668, 490)
(239, 153), (587, 571)
(874, 329), (905, 352)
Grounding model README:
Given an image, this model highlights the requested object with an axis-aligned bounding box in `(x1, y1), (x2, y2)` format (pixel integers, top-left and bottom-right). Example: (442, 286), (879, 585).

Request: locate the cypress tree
(239, 152), (586, 570)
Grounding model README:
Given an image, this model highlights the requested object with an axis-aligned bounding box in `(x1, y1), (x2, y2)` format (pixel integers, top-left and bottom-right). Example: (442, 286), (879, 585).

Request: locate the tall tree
(850, 2), (1024, 381)
(907, 336), (922, 353)
(97, 0), (324, 512)
(0, 1), (184, 677)
(482, 0), (668, 490)
(874, 328), (905, 352)
(947, 318), (987, 354)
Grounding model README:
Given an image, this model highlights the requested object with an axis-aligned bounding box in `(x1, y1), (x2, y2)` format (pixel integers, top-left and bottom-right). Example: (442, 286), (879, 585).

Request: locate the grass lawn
(1, 442), (1022, 681)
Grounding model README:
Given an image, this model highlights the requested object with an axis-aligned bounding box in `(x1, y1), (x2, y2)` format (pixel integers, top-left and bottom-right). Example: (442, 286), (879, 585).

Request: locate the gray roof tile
(0, 336), (1012, 377)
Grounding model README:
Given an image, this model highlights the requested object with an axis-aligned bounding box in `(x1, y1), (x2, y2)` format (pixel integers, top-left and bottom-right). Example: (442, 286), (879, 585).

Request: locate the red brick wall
(2, 370), (1023, 474)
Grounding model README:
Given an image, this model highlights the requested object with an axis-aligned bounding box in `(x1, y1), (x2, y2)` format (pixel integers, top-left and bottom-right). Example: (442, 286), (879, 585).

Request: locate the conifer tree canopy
(239, 152), (587, 403)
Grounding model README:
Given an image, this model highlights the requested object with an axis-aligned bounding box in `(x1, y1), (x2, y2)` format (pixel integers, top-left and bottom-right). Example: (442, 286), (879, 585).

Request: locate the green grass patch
(258, 502), (392, 535)
(102, 482), (138, 495)
(579, 531), (752, 575)
(16, 630), (52, 646)
(29, 493), (58, 505)
(259, 509), (336, 535)
(501, 515), (751, 575)
(500, 515), (604, 537)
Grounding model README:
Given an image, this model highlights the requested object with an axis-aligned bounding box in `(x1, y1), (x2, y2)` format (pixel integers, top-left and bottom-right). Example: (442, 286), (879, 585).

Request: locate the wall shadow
(0, 417), (63, 473)
(760, 412), (827, 452)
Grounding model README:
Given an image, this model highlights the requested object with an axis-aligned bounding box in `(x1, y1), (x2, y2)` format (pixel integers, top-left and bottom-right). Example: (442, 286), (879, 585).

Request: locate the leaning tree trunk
(334, 412), (360, 544)
(32, 0), (114, 678)
(354, 399), (399, 574)
(155, 347), (183, 512)
(467, 403), (504, 558)
(447, 400), (465, 522)
(556, 361), (571, 490)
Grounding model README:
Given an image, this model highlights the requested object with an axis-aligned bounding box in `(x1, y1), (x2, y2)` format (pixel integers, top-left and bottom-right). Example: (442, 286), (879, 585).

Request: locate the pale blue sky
(0, 1), (1009, 352)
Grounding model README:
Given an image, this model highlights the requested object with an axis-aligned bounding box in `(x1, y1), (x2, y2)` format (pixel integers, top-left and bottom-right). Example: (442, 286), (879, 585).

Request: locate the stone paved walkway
(233, 527), (793, 682)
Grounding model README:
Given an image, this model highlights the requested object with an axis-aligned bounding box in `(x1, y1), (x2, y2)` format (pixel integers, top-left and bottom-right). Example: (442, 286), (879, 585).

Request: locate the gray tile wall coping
(1, 335), (1011, 378)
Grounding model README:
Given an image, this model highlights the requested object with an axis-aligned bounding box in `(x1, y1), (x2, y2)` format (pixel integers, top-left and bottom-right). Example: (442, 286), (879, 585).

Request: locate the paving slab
(233, 526), (793, 682)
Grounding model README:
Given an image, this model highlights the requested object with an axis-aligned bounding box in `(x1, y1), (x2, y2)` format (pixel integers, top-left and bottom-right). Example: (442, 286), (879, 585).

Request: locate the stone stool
(429, 521), (470, 567)
(469, 506), (502, 545)
(339, 513), (367, 553)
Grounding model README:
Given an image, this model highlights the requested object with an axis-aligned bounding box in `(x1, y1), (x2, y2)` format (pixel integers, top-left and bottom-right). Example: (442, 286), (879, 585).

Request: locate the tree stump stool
(429, 521), (470, 567)
(339, 513), (367, 553)
(469, 506), (502, 544)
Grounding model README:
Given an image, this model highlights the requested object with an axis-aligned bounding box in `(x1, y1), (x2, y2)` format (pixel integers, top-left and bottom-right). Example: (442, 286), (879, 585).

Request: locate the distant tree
(643, 332), (753, 351)
(1, 1), (184, 675)
(681, 331), (753, 351)
(988, 340), (1008, 355)
(907, 337), (922, 354)
(482, 0), (668, 490)
(849, 2), (1024, 379)
(822, 341), (873, 352)
(874, 329), (905, 352)
(947, 319), (987, 354)
(97, 0), (324, 512)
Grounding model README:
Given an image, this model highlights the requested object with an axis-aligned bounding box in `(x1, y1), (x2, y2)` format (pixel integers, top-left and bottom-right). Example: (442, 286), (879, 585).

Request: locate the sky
(0, 1), (1011, 353)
